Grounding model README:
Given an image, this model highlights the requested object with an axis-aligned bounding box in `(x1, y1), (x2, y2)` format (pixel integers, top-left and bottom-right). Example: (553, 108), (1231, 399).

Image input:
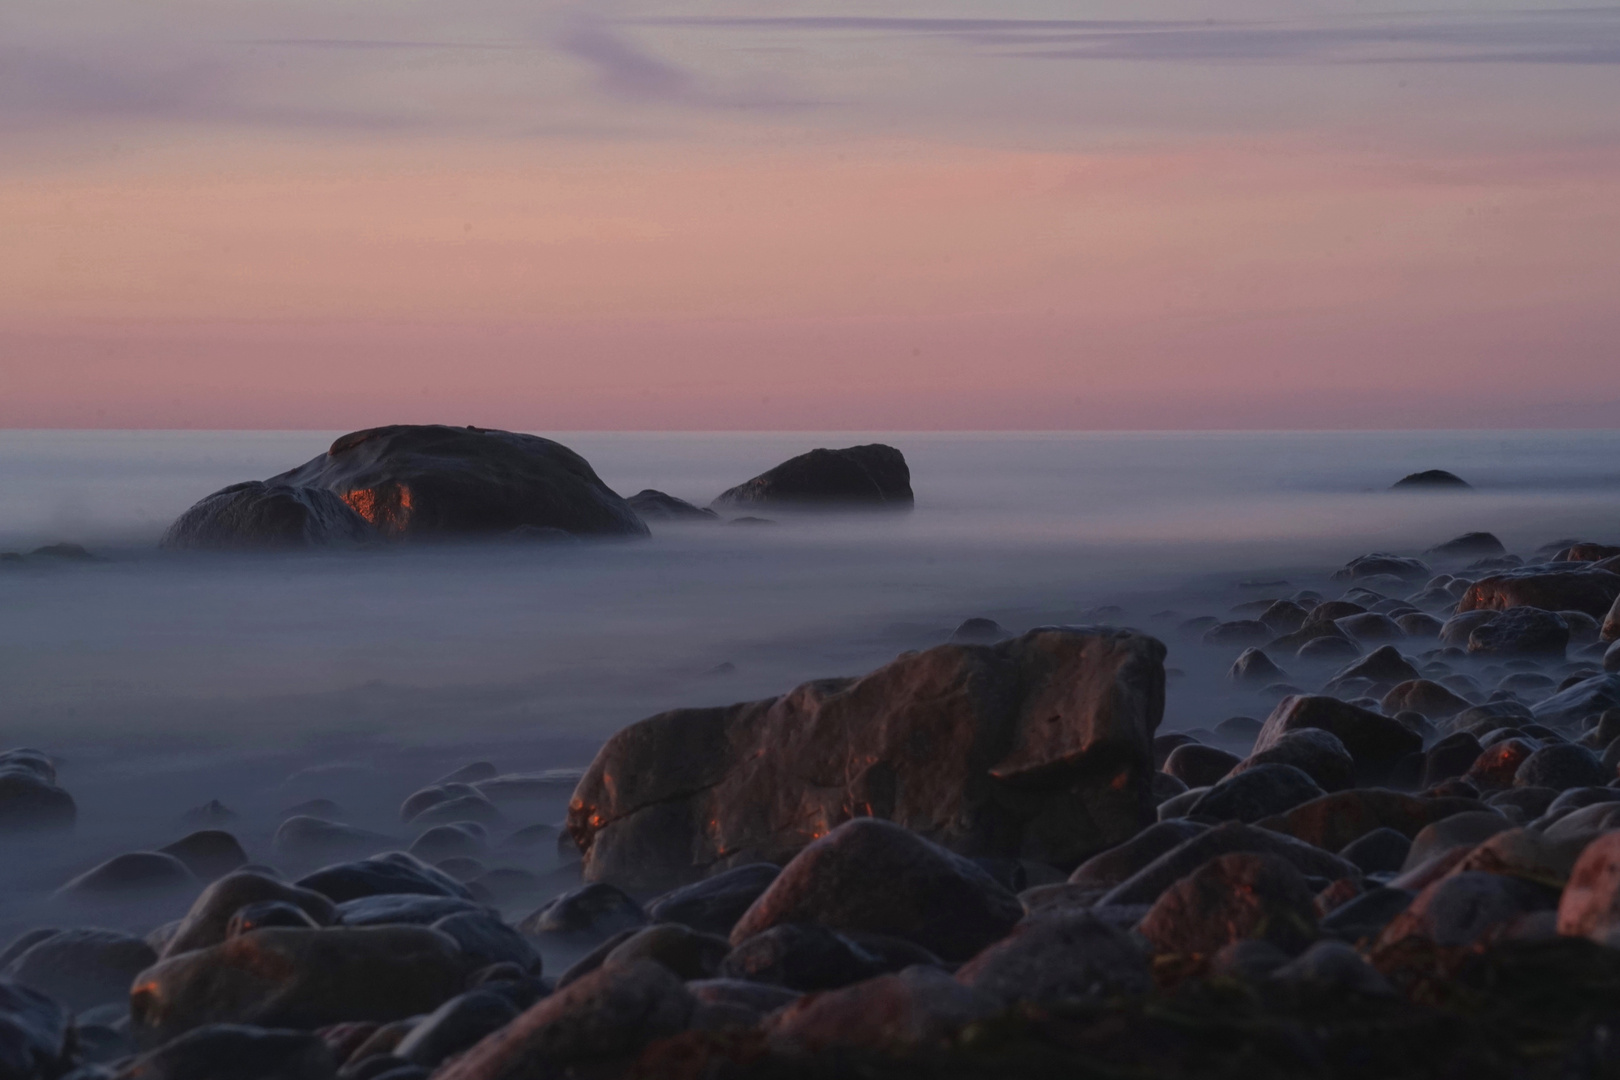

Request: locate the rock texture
(710, 444), (913, 510)
(568, 627), (1165, 890)
(160, 481), (373, 550)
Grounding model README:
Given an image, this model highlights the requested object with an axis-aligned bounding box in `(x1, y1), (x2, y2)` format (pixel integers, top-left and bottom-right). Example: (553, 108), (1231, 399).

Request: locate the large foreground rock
(1458, 566), (1620, 620)
(568, 628), (1165, 891)
(165, 425), (647, 548)
(1252, 695), (1422, 785)
(710, 444), (913, 510)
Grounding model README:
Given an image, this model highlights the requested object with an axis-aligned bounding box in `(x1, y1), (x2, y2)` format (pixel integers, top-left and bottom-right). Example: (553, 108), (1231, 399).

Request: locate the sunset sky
(3, 1), (1619, 429)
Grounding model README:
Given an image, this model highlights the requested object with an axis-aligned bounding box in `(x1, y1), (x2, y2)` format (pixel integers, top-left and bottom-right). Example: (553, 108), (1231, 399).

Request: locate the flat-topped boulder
(1459, 565), (1620, 620)
(711, 444), (913, 511)
(163, 425), (647, 549)
(567, 627), (1165, 891)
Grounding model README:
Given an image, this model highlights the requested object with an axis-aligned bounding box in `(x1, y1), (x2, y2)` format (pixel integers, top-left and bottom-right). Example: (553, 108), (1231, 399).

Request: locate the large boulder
(568, 628), (1165, 891)
(1392, 470), (1470, 489)
(163, 872), (337, 958)
(1467, 607), (1569, 656)
(1136, 852), (1318, 956)
(1, 928), (156, 1011)
(728, 818), (1023, 962)
(625, 489), (718, 523)
(129, 926), (467, 1045)
(1532, 674), (1620, 728)
(160, 481), (373, 550)
(710, 444), (912, 510)
(1252, 695), (1422, 785)
(1227, 728), (1355, 792)
(1458, 565), (1620, 620)
(166, 425), (647, 549)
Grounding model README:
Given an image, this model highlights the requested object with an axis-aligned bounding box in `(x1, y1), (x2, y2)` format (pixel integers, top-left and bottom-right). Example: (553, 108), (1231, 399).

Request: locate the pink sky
(3, 2), (1619, 429)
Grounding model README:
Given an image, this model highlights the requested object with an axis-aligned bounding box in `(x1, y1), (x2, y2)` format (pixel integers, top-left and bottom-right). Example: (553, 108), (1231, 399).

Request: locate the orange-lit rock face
(341, 483), (413, 535)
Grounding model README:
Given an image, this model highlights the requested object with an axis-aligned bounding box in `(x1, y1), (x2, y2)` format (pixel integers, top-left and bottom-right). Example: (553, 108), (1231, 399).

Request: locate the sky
(2, 0), (1619, 430)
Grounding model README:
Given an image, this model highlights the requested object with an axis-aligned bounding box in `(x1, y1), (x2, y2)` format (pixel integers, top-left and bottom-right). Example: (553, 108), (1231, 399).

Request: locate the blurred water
(0, 429), (1616, 934)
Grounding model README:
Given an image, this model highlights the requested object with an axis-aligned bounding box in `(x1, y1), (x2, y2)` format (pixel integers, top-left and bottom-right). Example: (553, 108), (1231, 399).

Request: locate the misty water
(1, 428), (1617, 941)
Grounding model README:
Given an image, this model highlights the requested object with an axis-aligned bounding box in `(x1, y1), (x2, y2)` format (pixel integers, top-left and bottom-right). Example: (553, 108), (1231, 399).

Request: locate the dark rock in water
(1606, 593), (1620, 641)
(1214, 715), (1263, 743)
(0, 758), (75, 833)
(1466, 739), (1540, 791)
(1607, 640), (1620, 673)
(625, 489), (718, 522)
(729, 818), (1022, 963)
(1295, 635), (1362, 662)
(282, 798), (344, 821)
(1532, 674), (1620, 728)
(719, 924), (886, 991)
(1, 928), (156, 1011)
(120, 1023), (338, 1078)
(160, 830), (249, 881)
(163, 872), (338, 958)
(180, 799), (239, 829)
(1439, 610), (1499, 647)
(710, 444), (912, 510)
(763, 965), (994, 1056)
(1099, 821), (1357, 907)
(438, 761), (499, 785)
(1152, 733), (1197, 769)
(432, 912), (540, 974)
(1305, 600), (1368, 627)
(1272, 939), (1393, 994)
(1323, 645), (1421, 693)
(271, 425), (647, 540)
(1253, 694), (1422, 785)
(1202, 620), (1272, 647)
(647, 863), (781, 936)
(1339, 828), (1412, 875)
(296, 853), (473, 903)
(518, 883), (647, 942)
(1558, 832), (1620, 940)
(950, 617), (1009, 644)
(1393, 470), (1470, 489)
(406, 794), (503, 829)
(395, 990), (518, 1068)
(1422, 732), (1484, 788)
(1161, 744), (1241, 789)
(1258, 601), (1309, 634)
(955, 911), (1152, 1005)
(336, 894), (484, 927)
(1335, 613), (1405, 643)
(0, 930), (60, 973)
(1516, 743), (1608, 790)
(1228, 648), (1285, 685)
(1260, 789), (1487, 852)
(1137, 852), (1318, 956)
(273, 817), (395, 864)
(430, 961), (693, 1080)
(1382, 679), (1472, 720)
(1067, 820), (1208, 892)
(568, 924), (730, 988)
(1187, 764), (1323, 824)
(1319, 887), (1414, 943)
(0, 981), (79, 1078)
(1402, 812), (1512, 871)
(1459, 565), (1620, 620)
(1378, 871), (1554, 948)
(1229, 728), (1355, 793)
(57, 852), (196, 897)
(410, 824), (487, 863)
(227, 901), (322, 937)
(129, 926), (467, 1045)
(1427, 532), (1505, 559)
(1334, 554), (1431, 582)
(160, 479), (372, 550)
(568, 628), (1164, 891)
(1468, 607), (1569, 657)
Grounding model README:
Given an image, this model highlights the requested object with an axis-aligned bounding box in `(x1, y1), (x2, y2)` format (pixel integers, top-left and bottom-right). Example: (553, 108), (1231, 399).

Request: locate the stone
(954, 910), (1152, 1004)
(433, 961), (693, 1080)
(1516, 743), (1608, 789)
(1151, 733), (1197, 769)
(160, 480), (373, 549)
(569, 628), (1165, 891)
(431, 913), (541, 974)
(585, 924), (730, 984)
(1422, 732), (1484, 788)
(1322, 646), (1422, 693)
(1339, 829), (1412, 875)
(1252, 694), (1423, 785)
(115, 1024), (337, 1079)
(439, 762), (500, 785)
(1258, 789), (1487, 852)
(1543, 802), (1620, 848)
(1319, 888), (1414, 943)
(296, 853), (473, 903)
(1465, 739), (1540, 791)
(395, 991), (519, 1068)
(273, 818), (395, 863)
(1296, 635), (1362, 662)
(1393, 470), (1469, 489)
(951, 618), (1009, 644)
(406, 795), (504, 830)
(336, 894), (485, 927)
(1458, 566), (1620, 620)
(228, 902), (322, 936)
(1161, 744), (1241, 788)
(1440, 611), (1501, 647)
(1608, 640), (1620, 673)
(159, 830), (249, 881)
(1334, 554), (1431, 581)
(129, 927), (467, 1045)
(518, 883), (647, 942)
(1468, 607), (1570, 657)
(1, 928), (156, 1011)
(1383, 680), (1473, 720)
(1377, 871), (1555, 948)
(1396, 612), (1446, 638)
(1202, 620), (1273, 647)
(1214, 716), (1263, 743)
(1099, 821), (1357, 906)
(1185, 765), (1323, 824)
(1227, 728), (1355, 792)
(1067, 820), (1208, 891)
(1335, 613), (1405, 643)
(1271, 938), (1393, 994)
(1562, 610), (1603, 645)
(163, 872), (338, 958)
(1607, 593), (1620, 641)
(720, 924), (886, 991)
(410, 824), (487, 864)
(1426, 532), (1505, 559)
(625, 489), (718, 522)
(1137, 852), (1318, 957)
(729, 819), (1022, 963)
(57, 852), (196, 897)
(710, 444), (912, 510)
(1304, 600), (1368, 627)
(647, 863), (781, 936)
(1454, 827), (1581, 888)
(1533, 674), (1620, 728)
(764, 966), (995, 1055)
(1401, 812), (1511, 871)
(1228, 648), (1286, 685)
(1557, 832), (1620, 942)
(0, 761), (76, 833)
(1259, 601), (1309, 634)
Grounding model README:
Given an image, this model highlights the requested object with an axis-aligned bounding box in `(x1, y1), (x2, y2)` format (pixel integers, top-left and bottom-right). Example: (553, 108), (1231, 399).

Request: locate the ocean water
(0, 428), (1616, 934)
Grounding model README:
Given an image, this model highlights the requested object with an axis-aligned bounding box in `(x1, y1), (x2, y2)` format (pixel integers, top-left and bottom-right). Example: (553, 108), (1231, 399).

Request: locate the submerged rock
(160, 481), (373, 550)
(1253, 695), (1422, 785)
(625, 489), (718, 522)
(568, 628), (1165, 891)
(1426, 532), (1505, 559)
(1392, 470), (1470, 489)
(710, 444), (913, 510)
(1137, 852), (1318, 956)
(1459, 566), (1620, 620)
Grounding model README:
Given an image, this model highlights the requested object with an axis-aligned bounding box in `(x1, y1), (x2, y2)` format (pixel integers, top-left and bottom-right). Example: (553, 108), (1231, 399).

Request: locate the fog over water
(0, 428), (1617, 937)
